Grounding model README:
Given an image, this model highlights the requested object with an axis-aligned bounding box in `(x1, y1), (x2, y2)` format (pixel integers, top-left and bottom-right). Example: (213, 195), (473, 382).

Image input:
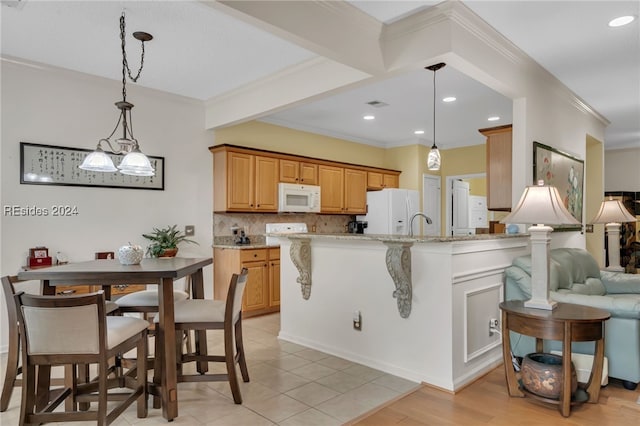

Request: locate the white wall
(605, 148), (640, 192)
(0, 60), (213, 352)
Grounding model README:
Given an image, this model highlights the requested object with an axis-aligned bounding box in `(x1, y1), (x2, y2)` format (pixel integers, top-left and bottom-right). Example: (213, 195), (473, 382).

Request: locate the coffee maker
(348, 220), (368, 234)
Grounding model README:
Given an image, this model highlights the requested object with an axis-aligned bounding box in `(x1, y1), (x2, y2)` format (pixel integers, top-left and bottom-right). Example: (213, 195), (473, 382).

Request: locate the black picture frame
(20, 142), (164, 190)
(533, 141), (584, 231)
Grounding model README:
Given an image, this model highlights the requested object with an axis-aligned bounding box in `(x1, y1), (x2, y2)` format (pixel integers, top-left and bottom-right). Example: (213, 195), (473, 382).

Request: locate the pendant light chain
(432, 68), (436, 149)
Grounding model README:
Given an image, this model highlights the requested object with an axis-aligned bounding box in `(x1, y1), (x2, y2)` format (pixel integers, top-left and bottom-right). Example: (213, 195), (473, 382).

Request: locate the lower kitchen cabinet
(213, 246), (281, 316)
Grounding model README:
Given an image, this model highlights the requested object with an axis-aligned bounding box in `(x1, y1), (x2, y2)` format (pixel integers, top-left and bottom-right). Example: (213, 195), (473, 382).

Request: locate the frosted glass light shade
(589, 198), (636, 224)
(427, 147), (441, 171)
(118, 150), (155, 176)
(79, 148), (117, 172)
(501, 182), (580, 226)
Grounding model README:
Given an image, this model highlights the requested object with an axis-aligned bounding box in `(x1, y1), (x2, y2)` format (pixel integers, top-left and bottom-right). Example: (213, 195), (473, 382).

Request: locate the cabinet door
(383, 173), (399, 189)
(344, 168), (367, 214)
(319, 165), (344, 213)
(227, 152), (254, 210)
(254, 156), (279, 211)
(269, 258), (280, 307)
(299, 162), (318, 185)
(367, 171), (384, 190)
(482, 125), (512, 211)
(242, 260), (268, 312)
(279, 159), (299, 183)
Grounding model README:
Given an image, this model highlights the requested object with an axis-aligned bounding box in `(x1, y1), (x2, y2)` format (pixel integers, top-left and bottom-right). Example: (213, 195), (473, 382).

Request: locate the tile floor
(0, 313), (419, 425)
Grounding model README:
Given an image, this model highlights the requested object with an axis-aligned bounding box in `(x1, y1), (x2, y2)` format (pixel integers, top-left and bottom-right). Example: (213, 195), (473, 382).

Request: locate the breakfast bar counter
(270, 232), (529, 391)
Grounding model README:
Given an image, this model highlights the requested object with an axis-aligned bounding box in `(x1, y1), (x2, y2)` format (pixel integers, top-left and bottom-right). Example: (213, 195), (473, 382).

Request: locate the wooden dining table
(18, 256), (212, 422)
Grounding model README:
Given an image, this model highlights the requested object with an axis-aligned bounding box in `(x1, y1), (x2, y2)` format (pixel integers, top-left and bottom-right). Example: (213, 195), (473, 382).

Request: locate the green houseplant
(142, 225), (197, 258)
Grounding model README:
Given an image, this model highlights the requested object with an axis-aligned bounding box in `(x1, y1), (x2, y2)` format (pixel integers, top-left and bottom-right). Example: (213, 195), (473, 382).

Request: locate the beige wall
(586, 135), (605, 266)
(605, 148), (640, 192)
(214, 121), (388, 168)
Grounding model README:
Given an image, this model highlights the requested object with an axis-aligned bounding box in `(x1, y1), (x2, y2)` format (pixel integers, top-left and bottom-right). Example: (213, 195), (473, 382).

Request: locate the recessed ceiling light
(487, 116), (500, 122)
(609, 16), (635, 27)
(442, 97), (456, 103)
(414, 130), (425, 135)
(363, 115), (375, 120)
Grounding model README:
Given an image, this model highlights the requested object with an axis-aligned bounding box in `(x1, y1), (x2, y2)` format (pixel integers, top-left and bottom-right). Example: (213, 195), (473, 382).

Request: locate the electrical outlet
(353, 310), (362, 331)
(185, 225), (195, 236)
(489, 318), (499, 336)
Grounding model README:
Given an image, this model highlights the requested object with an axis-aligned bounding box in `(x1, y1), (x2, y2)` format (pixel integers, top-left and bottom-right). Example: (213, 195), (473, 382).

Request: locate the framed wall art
(533, 141), (584, 231)
(20, 142), (165, 190)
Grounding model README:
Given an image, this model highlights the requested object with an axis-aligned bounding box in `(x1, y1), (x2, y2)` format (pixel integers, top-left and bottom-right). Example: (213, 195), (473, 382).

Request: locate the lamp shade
(589, 198), (636, 224)
(427, 147), (441, 170)
(79, 148), (117, 172)
(118, 150), (155, 176)
(501, 181), (580, 226)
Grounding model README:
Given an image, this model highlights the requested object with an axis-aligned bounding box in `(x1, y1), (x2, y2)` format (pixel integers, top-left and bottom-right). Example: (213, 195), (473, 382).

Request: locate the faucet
(409, 212), (432, 237)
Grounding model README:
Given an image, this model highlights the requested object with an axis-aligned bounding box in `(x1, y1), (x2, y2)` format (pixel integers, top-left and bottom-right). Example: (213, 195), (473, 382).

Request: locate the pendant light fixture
(425, 63), (446, 171)
(79, 12), (155, 176)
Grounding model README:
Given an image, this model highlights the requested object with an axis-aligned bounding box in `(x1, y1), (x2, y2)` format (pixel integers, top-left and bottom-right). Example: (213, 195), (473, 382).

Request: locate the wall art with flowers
(533, 141), (584, 231)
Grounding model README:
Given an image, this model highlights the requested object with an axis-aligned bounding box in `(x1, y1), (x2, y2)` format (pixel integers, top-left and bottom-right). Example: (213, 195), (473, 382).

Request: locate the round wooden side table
(499, 300), (610, 417)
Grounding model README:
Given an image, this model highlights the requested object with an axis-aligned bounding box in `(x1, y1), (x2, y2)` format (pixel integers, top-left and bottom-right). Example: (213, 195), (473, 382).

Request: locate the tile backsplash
(213, 213), (352, 238)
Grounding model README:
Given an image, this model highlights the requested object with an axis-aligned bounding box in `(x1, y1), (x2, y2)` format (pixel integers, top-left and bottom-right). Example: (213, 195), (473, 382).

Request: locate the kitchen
(209, 124), (527, 390)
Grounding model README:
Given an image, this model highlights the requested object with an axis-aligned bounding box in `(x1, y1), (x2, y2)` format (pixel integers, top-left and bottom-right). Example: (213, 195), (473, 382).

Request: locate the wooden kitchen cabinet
(480, 124), (512, 211)
(213, 150), (279, 212)
(279, 159), (318, 185)
(318, 165), (367, 214)
(213, 247), (281, 316)
(367, 171), (400, 190)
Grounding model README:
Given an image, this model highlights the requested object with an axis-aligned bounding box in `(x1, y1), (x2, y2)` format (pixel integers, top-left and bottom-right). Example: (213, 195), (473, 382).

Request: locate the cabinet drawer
(240, 249), (267, 263)
(110, 284), (146, 296)
(55, 285), (92, 296)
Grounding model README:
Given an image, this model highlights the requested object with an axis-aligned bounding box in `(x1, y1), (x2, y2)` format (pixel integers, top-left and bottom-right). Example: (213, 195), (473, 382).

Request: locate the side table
(499, 300), (610, 417)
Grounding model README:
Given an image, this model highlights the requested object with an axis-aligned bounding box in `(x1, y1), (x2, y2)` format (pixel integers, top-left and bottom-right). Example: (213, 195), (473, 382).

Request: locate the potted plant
(142, 225), (197, 258)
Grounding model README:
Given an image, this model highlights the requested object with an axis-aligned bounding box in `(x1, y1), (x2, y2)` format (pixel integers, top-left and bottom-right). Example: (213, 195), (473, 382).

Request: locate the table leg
(37, 280), (55, 411)
(586, 335), (606, 403)
(190, 270), (209, 374)
(159, 277), (178, 421)
(501, 310), (523, 397)
(560, 322), (572, 417)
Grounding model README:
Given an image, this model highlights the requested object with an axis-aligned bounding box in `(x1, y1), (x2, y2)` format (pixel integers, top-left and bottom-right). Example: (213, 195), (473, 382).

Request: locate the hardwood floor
(349, 366), (640, 425)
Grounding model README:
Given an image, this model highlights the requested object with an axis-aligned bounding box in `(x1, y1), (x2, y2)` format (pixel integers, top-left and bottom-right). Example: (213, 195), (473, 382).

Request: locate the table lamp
(501, 180), (580, 310)
(589, 197), (636, 271)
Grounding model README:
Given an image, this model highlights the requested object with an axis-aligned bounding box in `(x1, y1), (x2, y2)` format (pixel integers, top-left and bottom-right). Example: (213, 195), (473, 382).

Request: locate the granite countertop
(267, 232), (528, 243)
(212, 235), (279, 249)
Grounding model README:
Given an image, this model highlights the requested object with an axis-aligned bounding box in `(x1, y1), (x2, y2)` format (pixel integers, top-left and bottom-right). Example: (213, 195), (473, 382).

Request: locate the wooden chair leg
(19, 364), (36, 426)
(225, 325), (242, 404)
(137, 335), (148, 419)
(0, 331), (20, 411)
(35, 365), (51, 411)
(235, 320), (249, 382)
(152, 330), (162, 409)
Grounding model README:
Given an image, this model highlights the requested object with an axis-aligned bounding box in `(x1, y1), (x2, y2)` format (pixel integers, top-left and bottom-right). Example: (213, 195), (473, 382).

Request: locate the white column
(605, 223), (625, 272)
(524, 225), (557, 310)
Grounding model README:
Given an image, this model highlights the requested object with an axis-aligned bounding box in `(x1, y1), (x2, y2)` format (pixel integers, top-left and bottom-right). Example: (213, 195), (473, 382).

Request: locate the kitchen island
(270, 233), (529, 391)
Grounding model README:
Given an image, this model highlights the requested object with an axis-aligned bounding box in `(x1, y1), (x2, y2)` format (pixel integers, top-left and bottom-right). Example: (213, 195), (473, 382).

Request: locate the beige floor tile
(289, 363), (337, 381)
(276, 341), (308, 354)
(294, 348), (331, 362)
(371, 373), (420, 393)
(265, 354), (313, 371)
(255, 370), (311, 393)
(342, 363), (386, 381)
(316, 355), (355, 370)
(343, 382), (400, 406)
(203, 405), (275, 425)
(244, 394), (310, 423)
(278, 408), (342, 426)
(285, 382), (340, 406)
(315, 371), (369, 393)
(314, 393), (373, 422)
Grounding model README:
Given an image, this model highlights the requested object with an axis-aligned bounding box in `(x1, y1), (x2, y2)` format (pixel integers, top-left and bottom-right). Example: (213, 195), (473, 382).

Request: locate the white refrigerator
(356, 188), (420, 235)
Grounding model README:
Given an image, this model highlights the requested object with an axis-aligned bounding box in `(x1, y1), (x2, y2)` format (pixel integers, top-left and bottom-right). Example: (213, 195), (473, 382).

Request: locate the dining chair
(1, 275), (120, 412)
(153, 268), (250, 404)
(14, 290), (149, 425)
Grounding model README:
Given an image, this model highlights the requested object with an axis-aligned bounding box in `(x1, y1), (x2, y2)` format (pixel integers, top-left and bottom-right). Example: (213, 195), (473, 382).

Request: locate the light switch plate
(185, 225), (195, 236)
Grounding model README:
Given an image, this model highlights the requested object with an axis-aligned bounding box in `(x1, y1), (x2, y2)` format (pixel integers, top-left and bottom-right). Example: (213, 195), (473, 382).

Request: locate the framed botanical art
(533, 142), (584, 231)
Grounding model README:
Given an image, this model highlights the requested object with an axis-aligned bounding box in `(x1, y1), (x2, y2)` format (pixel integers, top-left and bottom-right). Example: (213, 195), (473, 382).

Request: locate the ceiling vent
(366, 100), (389, 108)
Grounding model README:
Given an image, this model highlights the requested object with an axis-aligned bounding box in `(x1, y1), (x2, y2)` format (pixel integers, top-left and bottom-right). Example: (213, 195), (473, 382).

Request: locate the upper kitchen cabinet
(318, 165), (367, 214)
(367, 171), (400, 190)
(279, 159), (318, 185)
(212, 146), (279, 212)
(479, 124), (512, 211)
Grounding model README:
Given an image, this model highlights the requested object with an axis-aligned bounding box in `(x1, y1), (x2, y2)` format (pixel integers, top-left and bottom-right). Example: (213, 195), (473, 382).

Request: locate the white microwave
(278, 183), (321, 213)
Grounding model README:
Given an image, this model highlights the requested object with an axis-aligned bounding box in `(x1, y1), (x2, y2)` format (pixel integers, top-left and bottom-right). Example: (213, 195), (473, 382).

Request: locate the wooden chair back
(226, 268), (248, 325)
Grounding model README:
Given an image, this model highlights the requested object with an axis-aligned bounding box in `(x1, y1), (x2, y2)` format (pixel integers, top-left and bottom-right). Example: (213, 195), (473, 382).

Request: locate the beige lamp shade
(501, 181), (580, 226)
(589, 198), (636, 224)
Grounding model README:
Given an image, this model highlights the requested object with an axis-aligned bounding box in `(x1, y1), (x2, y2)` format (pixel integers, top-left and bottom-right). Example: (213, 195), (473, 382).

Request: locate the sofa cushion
(600, 270), (640, 294)
(551, 291), (640, 319)
(512, 255), (568, 292)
